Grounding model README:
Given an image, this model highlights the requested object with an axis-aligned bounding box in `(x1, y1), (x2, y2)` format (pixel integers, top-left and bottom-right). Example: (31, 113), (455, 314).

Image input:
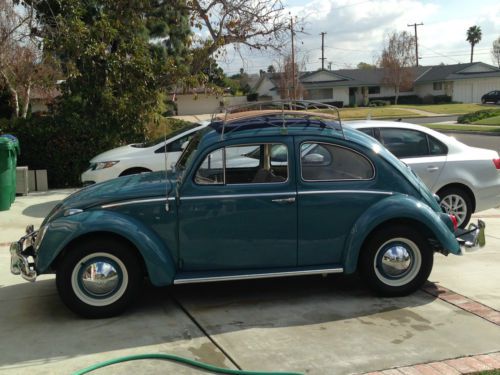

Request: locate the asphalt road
(403, 115), (458, 124)
(446, 132), (500, 153)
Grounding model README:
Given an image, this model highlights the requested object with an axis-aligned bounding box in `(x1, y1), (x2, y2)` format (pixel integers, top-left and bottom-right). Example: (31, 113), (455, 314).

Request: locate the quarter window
(195, 143), (288, 185)
(300, 143), (374, 181)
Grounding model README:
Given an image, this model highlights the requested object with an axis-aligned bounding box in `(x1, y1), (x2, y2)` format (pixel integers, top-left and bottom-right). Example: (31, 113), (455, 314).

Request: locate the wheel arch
(342, 195), (460, 274)
(36, 210), (176, 286)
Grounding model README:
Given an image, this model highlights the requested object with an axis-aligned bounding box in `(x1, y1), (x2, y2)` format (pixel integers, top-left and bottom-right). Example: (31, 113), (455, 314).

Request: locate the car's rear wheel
(438, 187), (472, 228)
(359, 226), (433, 296)
(56, 238), (142, 318)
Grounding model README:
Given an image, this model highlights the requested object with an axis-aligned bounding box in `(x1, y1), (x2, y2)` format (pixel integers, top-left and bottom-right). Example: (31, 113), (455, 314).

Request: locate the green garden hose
(73, 353), (304, 375)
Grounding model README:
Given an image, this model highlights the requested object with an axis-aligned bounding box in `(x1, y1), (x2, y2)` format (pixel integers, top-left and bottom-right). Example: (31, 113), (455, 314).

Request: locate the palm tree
(466, 25), (482, 63)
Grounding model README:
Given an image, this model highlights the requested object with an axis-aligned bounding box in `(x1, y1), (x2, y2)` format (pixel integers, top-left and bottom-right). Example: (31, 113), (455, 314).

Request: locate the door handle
(271, 197), (296, 203)
(427, 166), (439, 172)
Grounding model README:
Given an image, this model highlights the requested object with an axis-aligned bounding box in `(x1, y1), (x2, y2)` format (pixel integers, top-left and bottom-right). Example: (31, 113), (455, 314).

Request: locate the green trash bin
(1, 134), (20, 203)
(0, 137), (14, 211)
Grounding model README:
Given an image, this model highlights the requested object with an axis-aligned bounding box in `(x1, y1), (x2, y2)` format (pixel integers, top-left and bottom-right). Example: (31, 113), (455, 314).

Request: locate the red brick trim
(363, 352), (500, 374)
(422, 282), (500, 325)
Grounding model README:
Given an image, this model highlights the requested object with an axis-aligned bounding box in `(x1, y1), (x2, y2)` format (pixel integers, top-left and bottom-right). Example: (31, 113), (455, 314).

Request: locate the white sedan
(346, 120), (500, 227)
(81, 122), (208, 185)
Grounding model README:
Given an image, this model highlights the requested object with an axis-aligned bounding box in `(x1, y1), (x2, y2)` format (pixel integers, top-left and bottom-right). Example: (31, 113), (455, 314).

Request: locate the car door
(377, 128), (447, 190)
(295, 138), (381, 266)
(177, 139), (297, 271)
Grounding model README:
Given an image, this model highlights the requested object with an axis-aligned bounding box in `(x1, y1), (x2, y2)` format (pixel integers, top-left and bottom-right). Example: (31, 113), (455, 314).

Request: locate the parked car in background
(80, 122), (208, 185)
(11, 106), (484, 318)
(346, 121), (500, 227)
(481, 90), (500, 104)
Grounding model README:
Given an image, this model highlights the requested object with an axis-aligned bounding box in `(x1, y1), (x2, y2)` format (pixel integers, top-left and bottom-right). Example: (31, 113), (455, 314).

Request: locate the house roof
(253, 62), (500, 91)
(415, 62), (500, 82)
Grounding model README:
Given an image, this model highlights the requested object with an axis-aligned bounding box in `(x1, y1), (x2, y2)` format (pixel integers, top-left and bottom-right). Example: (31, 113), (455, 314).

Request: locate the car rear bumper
(456, 220), (485, 252)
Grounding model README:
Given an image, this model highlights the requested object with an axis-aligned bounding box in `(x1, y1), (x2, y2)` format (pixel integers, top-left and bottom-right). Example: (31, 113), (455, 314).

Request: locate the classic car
(346, 121), (500, 228)
(10, 104), (485, 318)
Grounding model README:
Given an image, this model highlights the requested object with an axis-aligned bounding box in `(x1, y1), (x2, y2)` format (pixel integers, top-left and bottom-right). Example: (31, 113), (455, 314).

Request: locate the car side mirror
(302, 153), (325, 165)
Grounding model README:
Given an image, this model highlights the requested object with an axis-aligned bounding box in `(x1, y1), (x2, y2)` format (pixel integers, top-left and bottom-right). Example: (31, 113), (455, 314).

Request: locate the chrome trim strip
(181, 191), (296, 201)
(101, 197), (169, 208)
(173, 267), (344, 284)
(298, 190), (393, 196)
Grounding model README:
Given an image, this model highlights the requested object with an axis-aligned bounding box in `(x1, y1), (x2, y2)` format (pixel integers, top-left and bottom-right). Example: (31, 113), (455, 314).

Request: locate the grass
(473, 115), (500, 125)
(393, 103), (486, 114)
(471, 371), (500, 375)
(325, 107), (421, 119)
(424, 123), (500, 133)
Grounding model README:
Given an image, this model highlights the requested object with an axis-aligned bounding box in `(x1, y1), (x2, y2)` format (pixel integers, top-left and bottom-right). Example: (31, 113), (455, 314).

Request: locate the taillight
(449, 214), (458, 231)
(493, 158), (500, 169)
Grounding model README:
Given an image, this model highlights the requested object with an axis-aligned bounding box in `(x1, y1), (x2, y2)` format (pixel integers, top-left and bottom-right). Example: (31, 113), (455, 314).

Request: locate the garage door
(453, 78), (500, 103)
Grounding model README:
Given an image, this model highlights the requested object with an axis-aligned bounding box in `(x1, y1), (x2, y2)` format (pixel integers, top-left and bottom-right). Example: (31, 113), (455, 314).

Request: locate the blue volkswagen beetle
(10, 103), (485, 318)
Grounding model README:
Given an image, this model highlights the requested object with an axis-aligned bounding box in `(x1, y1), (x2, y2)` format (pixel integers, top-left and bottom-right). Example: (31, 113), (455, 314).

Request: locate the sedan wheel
(359, 226), (433, 296)
(438, 187), (472, 228)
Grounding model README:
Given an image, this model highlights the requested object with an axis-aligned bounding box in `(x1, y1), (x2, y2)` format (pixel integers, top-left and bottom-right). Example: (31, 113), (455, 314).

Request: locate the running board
(173, 266), (344, 285)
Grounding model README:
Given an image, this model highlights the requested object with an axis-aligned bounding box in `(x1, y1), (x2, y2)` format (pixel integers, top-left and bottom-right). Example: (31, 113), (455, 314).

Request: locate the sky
(216, 0), (500, 75)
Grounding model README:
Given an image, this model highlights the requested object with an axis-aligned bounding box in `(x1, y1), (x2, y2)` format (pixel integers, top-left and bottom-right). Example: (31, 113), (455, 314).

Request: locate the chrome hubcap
(81, 261), (119, 296)
(440, 194), (467, 226)
(380, 246), (412, 277)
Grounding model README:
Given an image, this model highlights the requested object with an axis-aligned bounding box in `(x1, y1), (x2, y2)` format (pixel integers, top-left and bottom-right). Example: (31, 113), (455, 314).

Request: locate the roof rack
(211, 100), (344, 140)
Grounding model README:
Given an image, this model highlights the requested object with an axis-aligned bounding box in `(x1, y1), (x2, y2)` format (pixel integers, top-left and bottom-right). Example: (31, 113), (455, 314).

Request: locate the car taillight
(493, 158), (500, 169)
(449, 214), (458, 231)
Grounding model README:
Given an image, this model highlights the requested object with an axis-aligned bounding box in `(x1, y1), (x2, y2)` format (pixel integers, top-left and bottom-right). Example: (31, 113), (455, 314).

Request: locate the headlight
(94, 161), (119, 170)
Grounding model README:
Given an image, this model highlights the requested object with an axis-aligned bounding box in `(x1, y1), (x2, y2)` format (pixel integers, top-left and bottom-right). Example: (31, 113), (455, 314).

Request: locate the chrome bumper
(456, 220), (485, 252)
(10, 226), (38, 282)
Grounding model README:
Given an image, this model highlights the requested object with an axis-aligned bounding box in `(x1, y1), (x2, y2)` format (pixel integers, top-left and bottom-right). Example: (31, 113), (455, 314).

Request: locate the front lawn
(394, 103), (486, 114)
(333, 107), (421, 119)
(424, 123), (500, 133)
(473, 115), (500, 125)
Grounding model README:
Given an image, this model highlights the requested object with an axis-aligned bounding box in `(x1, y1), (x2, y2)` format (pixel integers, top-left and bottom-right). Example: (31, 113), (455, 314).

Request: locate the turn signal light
(449, 214), (458, 231)
(493, 158), (500, 169)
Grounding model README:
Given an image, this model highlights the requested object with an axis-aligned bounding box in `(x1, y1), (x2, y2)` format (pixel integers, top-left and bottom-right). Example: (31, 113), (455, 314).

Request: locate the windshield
(175, 126), (211, 174)
(132, 122), (199, 148)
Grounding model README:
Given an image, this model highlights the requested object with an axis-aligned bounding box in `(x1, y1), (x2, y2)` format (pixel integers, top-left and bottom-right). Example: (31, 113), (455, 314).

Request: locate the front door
(178, 140), (297, 271)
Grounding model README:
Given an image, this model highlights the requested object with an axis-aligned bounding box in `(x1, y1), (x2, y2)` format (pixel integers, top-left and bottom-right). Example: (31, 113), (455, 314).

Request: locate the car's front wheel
(56, 238), (143, 318)
(359, 226), (433, 296)
(438, 186), (472, 228)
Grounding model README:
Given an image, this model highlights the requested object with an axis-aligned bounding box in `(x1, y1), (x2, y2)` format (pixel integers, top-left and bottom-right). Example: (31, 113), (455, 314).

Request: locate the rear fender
(36, 210), (176, 286)
(343, 195), (460, 274)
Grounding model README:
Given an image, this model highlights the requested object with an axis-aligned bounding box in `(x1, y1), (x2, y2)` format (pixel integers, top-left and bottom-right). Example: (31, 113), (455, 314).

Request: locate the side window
(358, 128), (374, 138)
(195, 143), (288, 185)
(195, 149), (224, 184)
(379, 128), (429, 158)
(428, 136), (448, 155)
(301, 143), (374, 181)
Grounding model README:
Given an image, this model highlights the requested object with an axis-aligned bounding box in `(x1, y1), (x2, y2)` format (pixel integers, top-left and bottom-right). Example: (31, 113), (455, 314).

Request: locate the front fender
(36, 210), (176, 286)
(343, 194), (460, 274)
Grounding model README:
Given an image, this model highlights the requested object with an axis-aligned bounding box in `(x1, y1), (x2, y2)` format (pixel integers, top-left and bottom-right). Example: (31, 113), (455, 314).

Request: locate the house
(253, 62), (500, 106)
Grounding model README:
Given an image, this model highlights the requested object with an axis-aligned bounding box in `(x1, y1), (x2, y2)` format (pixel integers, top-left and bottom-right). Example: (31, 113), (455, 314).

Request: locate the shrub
(369, 100), (389, 107)
(246, 93), (259, 102)
(458, 109), (500, 124)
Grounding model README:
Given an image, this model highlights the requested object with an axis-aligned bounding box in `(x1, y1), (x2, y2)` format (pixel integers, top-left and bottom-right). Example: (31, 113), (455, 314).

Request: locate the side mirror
(302, 153), (325, 165)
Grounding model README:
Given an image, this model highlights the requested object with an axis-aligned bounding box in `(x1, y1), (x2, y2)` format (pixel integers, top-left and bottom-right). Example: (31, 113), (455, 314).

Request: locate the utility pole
(290, 16), (296, 100)
(319, 32), (327, 70)
(407, 22), (423, 66)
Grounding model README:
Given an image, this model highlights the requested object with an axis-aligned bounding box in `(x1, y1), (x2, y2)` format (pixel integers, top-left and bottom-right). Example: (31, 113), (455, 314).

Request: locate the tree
(379, 31), (416, 105)
(357, 62), (376, 70)
(492, 37), (500, 68)
(0, 0), (58, 118)
(267, 65), (276, 73)
(276, 55), (304, 100)
(185, 0), (288, 74)
(466, 25), (482, 63)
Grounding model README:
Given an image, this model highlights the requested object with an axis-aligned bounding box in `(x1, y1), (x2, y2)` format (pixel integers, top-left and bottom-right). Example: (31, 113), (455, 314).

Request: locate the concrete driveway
(1, 192), (499, 374)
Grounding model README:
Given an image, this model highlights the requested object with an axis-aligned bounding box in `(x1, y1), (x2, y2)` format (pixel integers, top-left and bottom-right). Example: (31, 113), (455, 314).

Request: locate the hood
(90, 144), (148, 162)
(43, 172), (173, 225)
